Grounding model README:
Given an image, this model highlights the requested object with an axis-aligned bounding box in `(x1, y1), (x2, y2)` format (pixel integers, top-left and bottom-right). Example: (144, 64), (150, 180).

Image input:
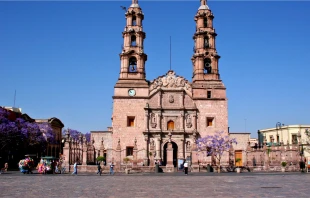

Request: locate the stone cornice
(192, 97), (226, 101)
(112, 96), (149, 99)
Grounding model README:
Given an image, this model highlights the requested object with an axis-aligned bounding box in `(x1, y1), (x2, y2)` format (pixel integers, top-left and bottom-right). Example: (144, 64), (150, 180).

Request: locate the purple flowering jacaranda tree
(196, 131), (237, 173)
(0, 108), (22, 150)
(62, 128), (90, 143)
(38, 122), (56, 144)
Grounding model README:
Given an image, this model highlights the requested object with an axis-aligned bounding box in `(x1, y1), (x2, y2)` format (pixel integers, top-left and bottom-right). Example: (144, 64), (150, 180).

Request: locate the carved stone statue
(186, 141), (191, 152)
(186, 114), (192, 128)
(150, 113), (157, 128)
(150, 139), (155, 150)
(169, 95), (174, 103)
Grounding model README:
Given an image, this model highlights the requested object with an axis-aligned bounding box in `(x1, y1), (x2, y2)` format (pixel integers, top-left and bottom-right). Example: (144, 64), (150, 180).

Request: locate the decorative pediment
(149, 70), (192, 97)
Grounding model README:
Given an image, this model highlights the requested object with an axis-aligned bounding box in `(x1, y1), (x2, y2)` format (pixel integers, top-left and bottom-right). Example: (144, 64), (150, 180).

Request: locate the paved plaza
(0, 171), (308, 198)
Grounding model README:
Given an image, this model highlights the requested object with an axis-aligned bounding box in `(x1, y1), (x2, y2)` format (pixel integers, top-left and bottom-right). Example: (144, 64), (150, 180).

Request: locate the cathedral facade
(92, 0), (228, 170)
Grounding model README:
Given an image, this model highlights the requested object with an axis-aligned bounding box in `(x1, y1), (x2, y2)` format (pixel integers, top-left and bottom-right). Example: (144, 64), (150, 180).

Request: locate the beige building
(258, 125), (310, 157)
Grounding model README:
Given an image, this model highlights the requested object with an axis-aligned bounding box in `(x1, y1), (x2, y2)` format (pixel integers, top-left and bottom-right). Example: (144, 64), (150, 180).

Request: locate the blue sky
(1, 1), (309, 138)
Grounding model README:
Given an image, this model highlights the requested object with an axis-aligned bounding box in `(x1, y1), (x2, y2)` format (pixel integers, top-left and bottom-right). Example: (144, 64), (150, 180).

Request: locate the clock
(128, 89), (136, 96)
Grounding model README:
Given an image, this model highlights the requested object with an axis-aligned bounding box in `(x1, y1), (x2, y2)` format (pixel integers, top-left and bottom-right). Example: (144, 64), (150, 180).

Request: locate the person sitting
(0, 163), (8, 174)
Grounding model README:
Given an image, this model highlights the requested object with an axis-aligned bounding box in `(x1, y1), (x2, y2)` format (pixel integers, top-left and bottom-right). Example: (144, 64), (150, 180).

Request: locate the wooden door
(235, 151), (243, 166)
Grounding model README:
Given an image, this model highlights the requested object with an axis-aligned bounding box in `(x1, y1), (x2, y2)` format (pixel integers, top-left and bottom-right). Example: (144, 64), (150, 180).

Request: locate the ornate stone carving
(150, 139), (155, 150)
(169, 95), (174, 103)
(185, 113), (192, 128)
(186, 141), (191, 152)
(150, 113), (157, 128)
(149, 70), (192, 96)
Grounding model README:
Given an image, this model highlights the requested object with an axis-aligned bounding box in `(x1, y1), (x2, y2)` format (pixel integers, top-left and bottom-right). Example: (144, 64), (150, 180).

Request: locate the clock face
(128, 89), (136, 96)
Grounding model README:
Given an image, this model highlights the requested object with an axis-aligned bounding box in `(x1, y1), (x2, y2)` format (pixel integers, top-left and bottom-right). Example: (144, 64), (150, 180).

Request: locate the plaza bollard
(207, 164), (211, 172)
(155, 164), (159, 173)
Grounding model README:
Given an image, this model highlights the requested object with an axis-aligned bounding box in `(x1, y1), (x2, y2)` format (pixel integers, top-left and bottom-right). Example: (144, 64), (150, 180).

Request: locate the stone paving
(0, 171), (309, 197)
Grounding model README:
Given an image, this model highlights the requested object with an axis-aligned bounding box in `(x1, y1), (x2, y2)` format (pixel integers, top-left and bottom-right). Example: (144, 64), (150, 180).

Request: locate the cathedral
(91, 0), (228, 171)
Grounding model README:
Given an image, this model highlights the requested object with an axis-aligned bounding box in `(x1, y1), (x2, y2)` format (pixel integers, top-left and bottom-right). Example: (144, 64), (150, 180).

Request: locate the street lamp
(276, 122), (284, 145)
(297, 131), (306, 172)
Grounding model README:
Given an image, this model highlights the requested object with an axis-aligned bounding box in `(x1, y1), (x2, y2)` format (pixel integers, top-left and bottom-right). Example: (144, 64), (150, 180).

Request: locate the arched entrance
(163, 141), (178, 167)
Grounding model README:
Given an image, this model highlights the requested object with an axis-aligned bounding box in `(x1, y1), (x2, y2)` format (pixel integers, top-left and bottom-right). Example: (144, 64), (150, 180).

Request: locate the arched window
(204, 36), (209, 48)
(167, 120), (175, 130)
(131, 35), (136, 46)
(204, 58), (212, 74)
(204, 17), (208, 27)
(132, 16), (137, 26)
(129, 57), (137, 73)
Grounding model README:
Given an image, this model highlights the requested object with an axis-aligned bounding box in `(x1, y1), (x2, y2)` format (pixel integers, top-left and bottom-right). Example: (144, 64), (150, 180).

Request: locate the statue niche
(150, 113), (157, 128)
(185, 113), (192, 128)
(186, 141), (191, 152)
(150, 139), (155, 150)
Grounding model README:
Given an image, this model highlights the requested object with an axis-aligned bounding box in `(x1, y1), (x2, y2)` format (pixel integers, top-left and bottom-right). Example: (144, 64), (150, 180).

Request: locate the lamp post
(297, 131), (306, 172)
(276, 122), (284, 145)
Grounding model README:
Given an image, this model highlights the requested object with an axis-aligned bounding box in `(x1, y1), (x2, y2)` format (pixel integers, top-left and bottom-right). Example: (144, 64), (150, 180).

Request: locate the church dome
(130, 3), (140, 8)
(198, 5), (209, 10)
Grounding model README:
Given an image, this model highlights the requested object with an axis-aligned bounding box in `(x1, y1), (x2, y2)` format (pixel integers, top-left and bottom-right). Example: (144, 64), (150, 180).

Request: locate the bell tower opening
(204, 17), (208, 27)
(129, 57), (137, 73)
(204, 58), (211, 74)
(131, 35), (136, 46)
(132, 16), (137, 26)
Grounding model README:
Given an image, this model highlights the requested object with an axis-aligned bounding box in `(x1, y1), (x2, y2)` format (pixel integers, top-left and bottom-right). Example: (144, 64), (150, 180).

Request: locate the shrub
(281, 161), (287, 167)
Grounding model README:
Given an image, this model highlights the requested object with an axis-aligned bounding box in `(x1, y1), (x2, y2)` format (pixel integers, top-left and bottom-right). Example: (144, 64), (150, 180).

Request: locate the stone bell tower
(191, 0), (228, 136)
(111, 0), (149, 165)
(115, 0), (149, 93)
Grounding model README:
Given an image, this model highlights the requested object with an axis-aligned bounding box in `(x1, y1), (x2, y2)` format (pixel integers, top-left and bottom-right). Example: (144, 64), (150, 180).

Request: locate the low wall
(65, 164), (302, 173)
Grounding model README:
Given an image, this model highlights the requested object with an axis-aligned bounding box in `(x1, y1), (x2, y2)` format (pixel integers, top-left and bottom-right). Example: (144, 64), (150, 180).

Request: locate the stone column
(191, 139), (200, 172)
(82, 143), (87, 165)
(116, 138), (121, 172)
(157, 114), (161, 130)
(145, 112), (149, 131)
(63, 139), (70, 169)
(155, 137), (161, 160)
(144, 137), (149, 166)
(180, 113), (184, 131)
(165, 142), (174, 172)
(193, 115), (197, 130)
(133, 138), (138, 167)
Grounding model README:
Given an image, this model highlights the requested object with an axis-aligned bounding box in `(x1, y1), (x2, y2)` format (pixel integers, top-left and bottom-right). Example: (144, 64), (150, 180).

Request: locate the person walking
(184, 161), (189, 175)
(109, 161), (114, 175)
(97, 162), (102, 176)
(72, 161), (77, 175)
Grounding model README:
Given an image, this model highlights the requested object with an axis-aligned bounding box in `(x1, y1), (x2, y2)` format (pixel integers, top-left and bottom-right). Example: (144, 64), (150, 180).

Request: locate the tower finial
(199, 0), (209, 10)
(132, 0), (138, 4)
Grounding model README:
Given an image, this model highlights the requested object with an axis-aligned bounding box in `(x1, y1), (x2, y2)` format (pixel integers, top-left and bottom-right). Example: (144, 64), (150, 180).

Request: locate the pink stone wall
(195, 99), (228, 137)
(112, 98), (148, 161)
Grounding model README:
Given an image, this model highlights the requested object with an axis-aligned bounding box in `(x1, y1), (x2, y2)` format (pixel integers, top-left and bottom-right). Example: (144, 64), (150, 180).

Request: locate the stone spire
(199, 0), (209, 10)
(192, 0), (219, 83)
(117, 0), (147, 83)
(130, 0), (140, 8)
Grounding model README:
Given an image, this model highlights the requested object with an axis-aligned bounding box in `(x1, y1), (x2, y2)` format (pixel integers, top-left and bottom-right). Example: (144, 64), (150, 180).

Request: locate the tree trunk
(217, 159), (221, 173)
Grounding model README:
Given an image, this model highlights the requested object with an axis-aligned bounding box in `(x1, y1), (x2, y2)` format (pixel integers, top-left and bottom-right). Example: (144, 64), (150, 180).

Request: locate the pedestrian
(0, 162), (8, 174)
(184, 161), (188, 175)
(109, 161), (114, 175)
(97, 162), (102, 176)
(72, 161), (77, 175)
